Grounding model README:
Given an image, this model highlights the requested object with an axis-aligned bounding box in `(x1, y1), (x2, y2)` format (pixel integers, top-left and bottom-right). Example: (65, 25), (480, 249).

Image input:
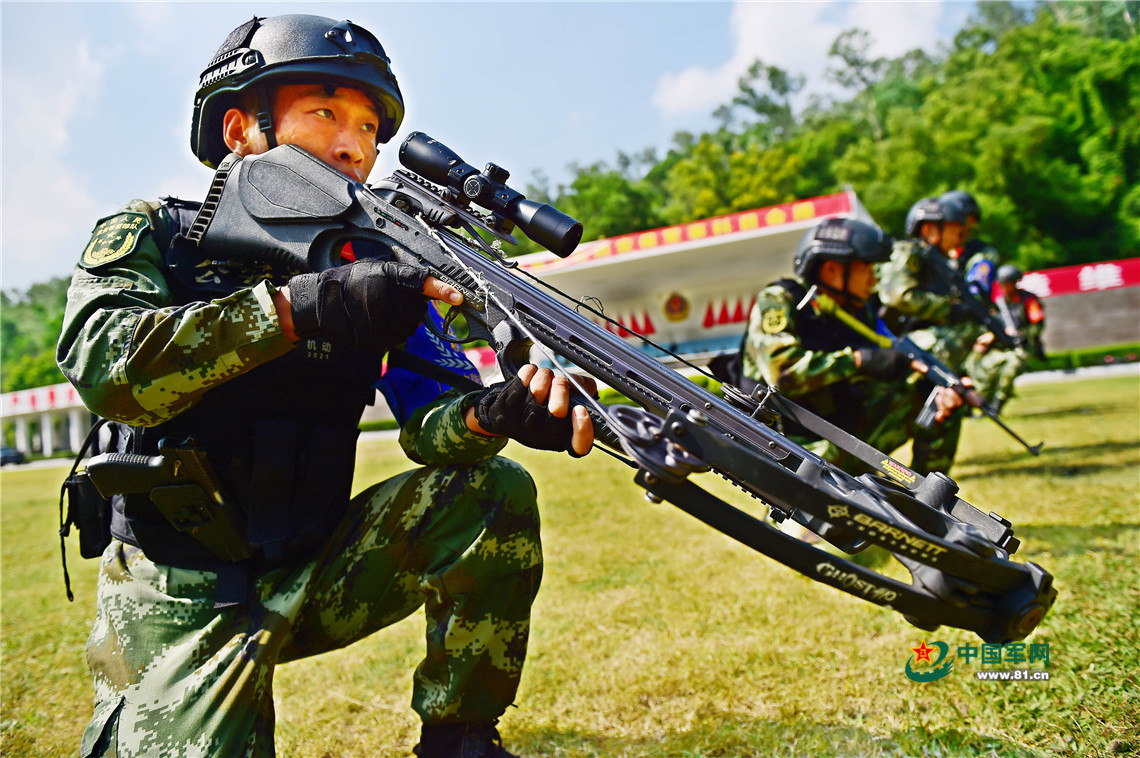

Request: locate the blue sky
(1, 1), (974, 292)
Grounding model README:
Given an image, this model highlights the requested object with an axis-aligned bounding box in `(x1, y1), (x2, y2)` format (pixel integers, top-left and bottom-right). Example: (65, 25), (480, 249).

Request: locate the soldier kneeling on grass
(714, 217), (963, 480)
(57, 14), (593, 758)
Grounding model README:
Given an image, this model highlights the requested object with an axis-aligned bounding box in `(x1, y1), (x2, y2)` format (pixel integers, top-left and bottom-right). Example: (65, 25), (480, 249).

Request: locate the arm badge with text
(80, 212), (149, 269)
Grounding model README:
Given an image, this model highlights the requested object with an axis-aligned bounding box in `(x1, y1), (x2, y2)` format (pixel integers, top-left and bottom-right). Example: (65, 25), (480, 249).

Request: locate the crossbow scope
(398, 132), (583, 258)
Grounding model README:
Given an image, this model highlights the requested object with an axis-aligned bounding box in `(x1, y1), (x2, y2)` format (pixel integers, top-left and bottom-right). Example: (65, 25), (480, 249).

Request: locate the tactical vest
(1003, 291), (1036, 330)
(764, 279), (880, 437)
(108, 198), (384, 578)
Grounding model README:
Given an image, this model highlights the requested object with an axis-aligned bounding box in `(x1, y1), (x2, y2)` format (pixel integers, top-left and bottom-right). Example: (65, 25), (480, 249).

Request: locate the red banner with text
(1018, 258), (1140, 298)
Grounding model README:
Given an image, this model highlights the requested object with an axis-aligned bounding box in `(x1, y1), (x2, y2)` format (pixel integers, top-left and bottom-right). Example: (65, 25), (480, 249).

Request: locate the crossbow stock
(189, 134), (1056, 644)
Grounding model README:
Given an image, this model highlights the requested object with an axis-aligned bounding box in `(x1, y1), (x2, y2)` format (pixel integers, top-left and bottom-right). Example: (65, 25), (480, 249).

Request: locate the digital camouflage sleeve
(56, 200), (296, 428)
(741, 280), (859, 397)
(399, 389), (508, 466)
(875, 239), (956, 324)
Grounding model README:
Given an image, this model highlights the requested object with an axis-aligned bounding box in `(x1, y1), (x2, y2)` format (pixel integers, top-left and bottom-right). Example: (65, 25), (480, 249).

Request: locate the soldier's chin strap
(812, 277), (868, 312)
(255, 87), (277, 151)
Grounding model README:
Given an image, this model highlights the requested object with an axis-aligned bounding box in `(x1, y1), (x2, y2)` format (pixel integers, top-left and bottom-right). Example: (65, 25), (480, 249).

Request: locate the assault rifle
(923, 245), (1020, 350)
(994, 296), (1028, 352)
(804, 287), (1043, 456)
(185, 134), (1055, 644)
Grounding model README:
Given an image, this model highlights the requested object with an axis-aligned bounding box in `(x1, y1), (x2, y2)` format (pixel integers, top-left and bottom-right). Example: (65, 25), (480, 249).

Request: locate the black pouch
(63, 470), (112, 559)
(59, 418), (112, 600)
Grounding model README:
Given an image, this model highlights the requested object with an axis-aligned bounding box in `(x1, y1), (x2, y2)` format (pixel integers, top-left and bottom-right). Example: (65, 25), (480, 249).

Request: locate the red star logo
(912, 640), (935, 663)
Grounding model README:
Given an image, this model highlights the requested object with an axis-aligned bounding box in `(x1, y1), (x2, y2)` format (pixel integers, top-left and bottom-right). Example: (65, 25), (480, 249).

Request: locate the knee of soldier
(474, 457), (538, 508)
(462, 457), (538, 535)
(464, 458), (542, 568)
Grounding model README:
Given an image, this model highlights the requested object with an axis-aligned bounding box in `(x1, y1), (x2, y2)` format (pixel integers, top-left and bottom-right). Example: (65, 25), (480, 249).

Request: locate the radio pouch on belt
(59, 419), (113, 601)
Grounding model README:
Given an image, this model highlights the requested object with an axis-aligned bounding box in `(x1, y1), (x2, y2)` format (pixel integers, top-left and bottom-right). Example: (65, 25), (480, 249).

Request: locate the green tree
(529, 5), (1137, 272)
(729, 59), (804, 146)
(554, 160), (665, 243)
(833, 8), (1139, 269)
(660, 132), (803, 224)
(1044, 1), (1140, 40)
(1, 277), (70, 391)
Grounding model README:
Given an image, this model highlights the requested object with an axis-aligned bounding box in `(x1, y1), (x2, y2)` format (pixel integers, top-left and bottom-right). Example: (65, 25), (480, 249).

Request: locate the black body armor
(764, 279), (880, 438)
(108, 198), (384, 575)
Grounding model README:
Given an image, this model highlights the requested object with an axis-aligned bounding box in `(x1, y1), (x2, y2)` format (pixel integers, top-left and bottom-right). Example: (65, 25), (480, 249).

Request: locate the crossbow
(187, 133), (1056, 644)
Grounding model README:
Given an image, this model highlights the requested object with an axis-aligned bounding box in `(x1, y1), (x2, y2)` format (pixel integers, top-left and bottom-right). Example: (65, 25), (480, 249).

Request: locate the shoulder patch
(761, 306), (789, 334)
(80, 212), (150, 269)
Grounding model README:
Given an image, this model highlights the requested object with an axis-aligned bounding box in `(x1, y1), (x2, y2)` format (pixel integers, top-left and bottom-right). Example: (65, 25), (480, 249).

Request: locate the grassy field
(2, 374), (1137, 757)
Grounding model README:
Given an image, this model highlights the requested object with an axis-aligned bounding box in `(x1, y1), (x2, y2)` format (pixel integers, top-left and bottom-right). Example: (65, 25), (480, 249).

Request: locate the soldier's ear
(816, 259), (841, 287)
(222, 107), (260, 157)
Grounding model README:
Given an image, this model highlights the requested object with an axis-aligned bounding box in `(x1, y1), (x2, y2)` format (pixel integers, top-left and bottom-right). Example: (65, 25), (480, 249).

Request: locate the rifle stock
(188, 142), (1055, 644)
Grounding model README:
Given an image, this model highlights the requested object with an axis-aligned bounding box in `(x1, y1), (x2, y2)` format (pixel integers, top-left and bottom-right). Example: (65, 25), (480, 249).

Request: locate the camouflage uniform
(873, 239), (989, 474)
(59, 200), (540, 757)
(741, 277), (946, 475)
(875, 238), (983, 370)
(964, 288), (1046, 409)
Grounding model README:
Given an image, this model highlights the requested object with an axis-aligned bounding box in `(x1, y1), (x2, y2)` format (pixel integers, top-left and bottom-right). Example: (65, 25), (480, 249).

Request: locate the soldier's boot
(413, 720), (519, 758)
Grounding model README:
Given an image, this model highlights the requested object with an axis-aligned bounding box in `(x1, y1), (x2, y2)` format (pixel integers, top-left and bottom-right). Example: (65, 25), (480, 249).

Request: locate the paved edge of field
(8, 362), (1138, 470)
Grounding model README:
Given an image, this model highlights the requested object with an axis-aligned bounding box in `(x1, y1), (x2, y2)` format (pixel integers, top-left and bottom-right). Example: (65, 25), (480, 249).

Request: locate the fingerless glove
(473, 376), (575, 452)
(289, 258), (427, 353)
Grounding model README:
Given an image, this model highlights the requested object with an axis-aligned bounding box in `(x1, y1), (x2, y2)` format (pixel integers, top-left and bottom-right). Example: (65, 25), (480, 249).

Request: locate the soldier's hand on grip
(472, 366), (593, 455)
(288, 259), (428, 353)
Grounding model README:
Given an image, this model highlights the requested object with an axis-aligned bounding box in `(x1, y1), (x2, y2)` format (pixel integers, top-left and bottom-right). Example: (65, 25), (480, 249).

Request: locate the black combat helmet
(940, 189), (982, 222)
(996, 264), (1024, 284)
(904, 195), (971, 237)
(794, 217), (893, 280)
(191, 14), (405, 167)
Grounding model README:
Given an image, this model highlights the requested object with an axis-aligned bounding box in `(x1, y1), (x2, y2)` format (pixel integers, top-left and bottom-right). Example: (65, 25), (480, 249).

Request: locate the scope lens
(513, 198), (583, 258)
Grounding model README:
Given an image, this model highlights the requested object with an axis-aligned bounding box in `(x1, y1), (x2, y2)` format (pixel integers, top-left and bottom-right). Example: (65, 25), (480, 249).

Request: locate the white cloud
(2, 40), (109, 289)
(130, 2), (176, 31)
(653, 1), (949, 119)
(128, 4), (182, 55)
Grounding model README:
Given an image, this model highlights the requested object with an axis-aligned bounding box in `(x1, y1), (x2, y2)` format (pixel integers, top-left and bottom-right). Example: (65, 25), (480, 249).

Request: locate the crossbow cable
(415, 222), (1055, 645)
(179, 143), (1057, 646)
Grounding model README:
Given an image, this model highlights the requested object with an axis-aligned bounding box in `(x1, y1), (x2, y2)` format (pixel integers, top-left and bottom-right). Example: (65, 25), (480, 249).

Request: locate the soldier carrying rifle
(965, 264), (1047, 414)
(731, 218), (964, 477)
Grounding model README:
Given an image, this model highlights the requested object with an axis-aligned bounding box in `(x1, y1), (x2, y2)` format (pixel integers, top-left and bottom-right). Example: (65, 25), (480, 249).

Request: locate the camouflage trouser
(909, 410), (963, 475)
(964, 347), (1028, 406)
(808, 375), (961, 476)
(81, 457), (540, 758)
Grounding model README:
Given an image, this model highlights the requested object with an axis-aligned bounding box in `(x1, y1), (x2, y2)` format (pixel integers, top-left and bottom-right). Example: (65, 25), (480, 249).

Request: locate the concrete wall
(1039, 287), (1140, 353)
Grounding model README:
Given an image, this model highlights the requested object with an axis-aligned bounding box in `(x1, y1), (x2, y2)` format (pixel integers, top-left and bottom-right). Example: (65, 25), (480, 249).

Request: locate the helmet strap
(255, 87), (277, 150)
(815, 263), (866, 310)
